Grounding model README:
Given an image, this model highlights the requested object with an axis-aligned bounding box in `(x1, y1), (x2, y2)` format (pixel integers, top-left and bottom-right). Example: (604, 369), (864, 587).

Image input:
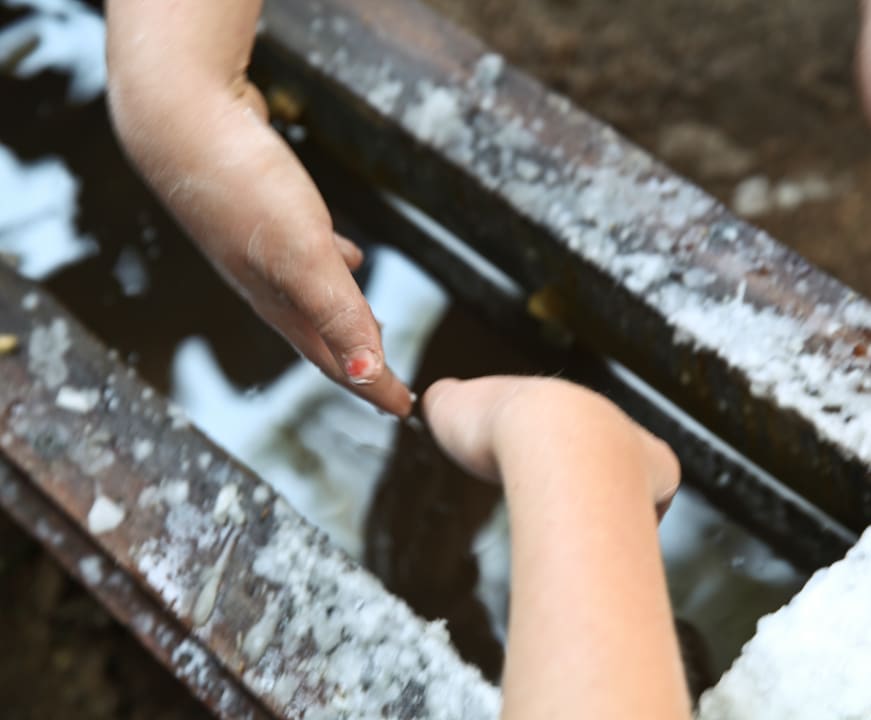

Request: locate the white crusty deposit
(27, 318), (72, 390)
(130, 473), (500, 718)
(300, 16), (871, 468)
(244, 510), (501, 719)
(56, 385), (100, 414)
(87, 494), (125, 534)
(398, 77), (871, 467)
(697, 526), (871, 719)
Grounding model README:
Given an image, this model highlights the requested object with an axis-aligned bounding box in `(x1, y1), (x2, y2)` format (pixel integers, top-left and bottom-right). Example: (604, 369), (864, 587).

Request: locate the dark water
(0, 9), (808, 706)
(0, 55), (513, 679)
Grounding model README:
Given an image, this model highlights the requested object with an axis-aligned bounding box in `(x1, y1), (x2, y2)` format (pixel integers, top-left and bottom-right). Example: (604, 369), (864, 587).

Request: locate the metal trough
(2, 0), (870, 716)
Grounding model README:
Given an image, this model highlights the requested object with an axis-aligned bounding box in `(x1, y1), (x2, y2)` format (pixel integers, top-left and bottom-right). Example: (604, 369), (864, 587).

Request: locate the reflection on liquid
(171, 248), (448, 560)
(0, 0), (807, 696)
(0, 145), (96, 277)
(661, 487), (803, 674)
(0, 0), (105, 103)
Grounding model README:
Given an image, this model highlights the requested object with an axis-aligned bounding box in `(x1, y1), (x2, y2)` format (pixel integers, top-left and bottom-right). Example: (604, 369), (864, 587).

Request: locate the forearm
(105, 0), (290, 243)
(105, 0), (336, 312)
(105, 0), (410, 412)
(496, 398), (691, 720)
(106, 0), (261, 110)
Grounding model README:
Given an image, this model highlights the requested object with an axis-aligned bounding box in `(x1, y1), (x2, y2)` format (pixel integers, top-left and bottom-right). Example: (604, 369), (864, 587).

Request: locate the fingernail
(409, 391), (418, 404)
(343, 348), (381, 384)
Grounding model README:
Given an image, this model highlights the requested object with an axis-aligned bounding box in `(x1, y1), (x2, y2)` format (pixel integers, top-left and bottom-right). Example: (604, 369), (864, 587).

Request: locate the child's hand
(422, 376), (680, 518)
(425, 377), (691, 719)
(105, 0), (411, 416)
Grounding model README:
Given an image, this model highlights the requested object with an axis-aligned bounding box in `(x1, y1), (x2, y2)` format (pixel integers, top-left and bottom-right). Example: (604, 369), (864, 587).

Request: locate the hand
(423, 376), (680, 517)
(105, 0), (412, 416)
(425, 377), (690, 720)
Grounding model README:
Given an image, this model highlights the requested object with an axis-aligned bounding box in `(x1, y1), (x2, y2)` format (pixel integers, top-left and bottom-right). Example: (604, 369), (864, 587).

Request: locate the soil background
(2, 0), (871, 718)
(426, 0), (871, 297)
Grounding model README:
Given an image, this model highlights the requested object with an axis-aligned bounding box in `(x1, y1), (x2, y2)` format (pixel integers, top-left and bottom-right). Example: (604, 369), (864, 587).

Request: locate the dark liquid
(1, 37), (805, 704)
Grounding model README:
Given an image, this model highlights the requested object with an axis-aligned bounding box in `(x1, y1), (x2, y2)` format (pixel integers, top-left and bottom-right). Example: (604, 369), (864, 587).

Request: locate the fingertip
(656, 436), (681, 486)
(421, 378), (461, 418)
(392, 384), (415, 419)
(640, 430), (681, 509)
(423, 377), (461, 396)
(343, 348), (383, 385)
(351, 362), (414, 418)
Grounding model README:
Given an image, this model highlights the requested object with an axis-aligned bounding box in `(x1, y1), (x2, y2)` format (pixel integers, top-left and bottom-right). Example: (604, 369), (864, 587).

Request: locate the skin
(106, 0), (871, 416)
(101, 8), (682, 713)
(423, 377), (691, 720)
(105, 5), (871, 710)
(104, 0), (412, 416)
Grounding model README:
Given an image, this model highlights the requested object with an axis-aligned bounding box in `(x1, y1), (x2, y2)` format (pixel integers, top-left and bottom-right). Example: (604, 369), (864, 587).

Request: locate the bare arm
(105, 0), (411, 415)
(424, 377), (691, 720)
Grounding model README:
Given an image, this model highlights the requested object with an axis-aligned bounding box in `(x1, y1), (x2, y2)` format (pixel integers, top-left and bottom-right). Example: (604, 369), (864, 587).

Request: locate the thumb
(291, 242), (390, 384)
(422, 377), (504, 481)
(635, 428), (681, 521)
(254, 233), (414, 416)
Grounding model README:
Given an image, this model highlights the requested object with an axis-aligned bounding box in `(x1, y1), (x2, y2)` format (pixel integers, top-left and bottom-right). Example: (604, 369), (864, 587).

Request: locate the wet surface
(0, 2), (823, 715)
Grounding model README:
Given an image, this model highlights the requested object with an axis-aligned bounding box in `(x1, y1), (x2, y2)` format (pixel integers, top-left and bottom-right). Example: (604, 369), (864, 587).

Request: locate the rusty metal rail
(256, 0), (871, 534)
(0, 456), (271, 720)
(298, 141), (857, 569)
(0, 264), (499, 719)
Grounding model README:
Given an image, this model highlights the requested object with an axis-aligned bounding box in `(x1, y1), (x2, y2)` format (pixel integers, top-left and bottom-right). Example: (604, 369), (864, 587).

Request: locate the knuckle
(244, 220), (359, 341)
(312, 302), (363, 340)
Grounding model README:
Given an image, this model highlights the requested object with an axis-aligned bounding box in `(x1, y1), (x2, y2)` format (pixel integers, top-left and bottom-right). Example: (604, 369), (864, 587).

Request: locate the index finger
(248, 253), (414, 417)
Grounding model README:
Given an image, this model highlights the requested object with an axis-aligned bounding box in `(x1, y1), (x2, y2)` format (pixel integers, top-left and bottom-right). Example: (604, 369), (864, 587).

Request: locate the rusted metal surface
(0, 456), (271, 720)
(257, 0), (871, 532)
(298, 141), (856, 570)
(0, 264), (500, 719)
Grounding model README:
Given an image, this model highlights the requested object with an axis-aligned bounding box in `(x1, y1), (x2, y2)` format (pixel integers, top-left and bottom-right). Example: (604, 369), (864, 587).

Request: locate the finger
(253, 226), (391, 385)
(335, 233), (364, 272)
(106, 0), (408, 416)
(251, 289), (413, 417)
(230, 146), (411, 412)
(108, 7), (408, 417)
(636, 428), (681, 513)
(422, 377), (502, 481)
(231, 146), (411, 407)
(348, 358), (413, 417)
(422, 376), (505, 434)
(422, 378), (463, 432)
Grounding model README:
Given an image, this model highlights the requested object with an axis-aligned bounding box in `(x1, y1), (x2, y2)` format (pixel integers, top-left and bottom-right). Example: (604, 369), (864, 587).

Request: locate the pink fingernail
(344, 349), (380, 384)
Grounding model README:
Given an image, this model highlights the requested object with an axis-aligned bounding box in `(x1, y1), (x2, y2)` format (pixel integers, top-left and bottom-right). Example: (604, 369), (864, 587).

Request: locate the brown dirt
(0, 512), (212, 720)
(425, 0), (871, 297)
